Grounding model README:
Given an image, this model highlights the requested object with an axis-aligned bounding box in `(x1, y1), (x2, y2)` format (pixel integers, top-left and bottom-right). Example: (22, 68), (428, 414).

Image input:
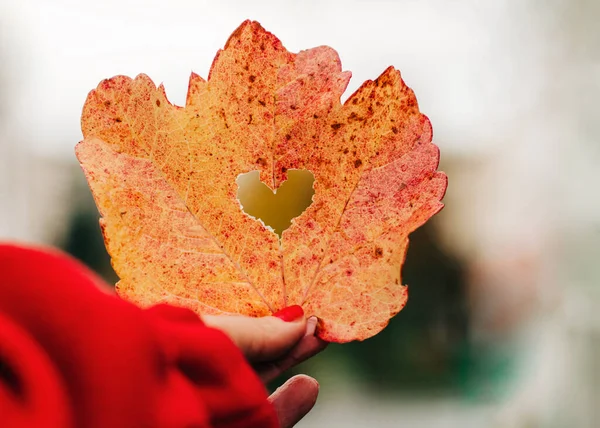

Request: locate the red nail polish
(273, 305), (304, 322)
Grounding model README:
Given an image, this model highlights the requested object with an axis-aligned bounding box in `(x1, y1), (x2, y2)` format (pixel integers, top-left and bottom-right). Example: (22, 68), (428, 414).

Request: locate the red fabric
(0, 244), (278, 428)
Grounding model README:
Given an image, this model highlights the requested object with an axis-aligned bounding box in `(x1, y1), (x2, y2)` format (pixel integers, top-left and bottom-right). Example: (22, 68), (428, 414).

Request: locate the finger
(202, 311), (306, 362)
(268, 375), (319, 428)
(258, 316), (328, 383)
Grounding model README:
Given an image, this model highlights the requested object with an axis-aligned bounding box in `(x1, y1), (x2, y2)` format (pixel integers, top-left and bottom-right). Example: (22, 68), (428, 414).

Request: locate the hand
(203, 306), (327, 428)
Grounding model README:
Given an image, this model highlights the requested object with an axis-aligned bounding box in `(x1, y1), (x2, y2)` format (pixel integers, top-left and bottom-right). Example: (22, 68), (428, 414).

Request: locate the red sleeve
(0, 244), (278, 428)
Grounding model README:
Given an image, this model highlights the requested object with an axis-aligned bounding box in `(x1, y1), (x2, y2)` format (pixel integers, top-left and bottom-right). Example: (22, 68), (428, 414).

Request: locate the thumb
(202, 306), (306, 362)
(269, 375), (319, 428)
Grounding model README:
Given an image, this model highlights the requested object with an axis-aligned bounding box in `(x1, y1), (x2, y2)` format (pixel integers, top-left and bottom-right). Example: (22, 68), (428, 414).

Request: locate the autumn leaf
(76, 20), (447, 343)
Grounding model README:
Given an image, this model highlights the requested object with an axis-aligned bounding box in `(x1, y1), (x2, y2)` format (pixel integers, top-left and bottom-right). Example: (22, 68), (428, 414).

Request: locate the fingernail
(273, 305), (304, 322)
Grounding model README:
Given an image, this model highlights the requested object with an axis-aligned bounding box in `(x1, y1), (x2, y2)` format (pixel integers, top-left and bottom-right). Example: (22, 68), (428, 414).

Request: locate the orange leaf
(76, 20), (447, 342)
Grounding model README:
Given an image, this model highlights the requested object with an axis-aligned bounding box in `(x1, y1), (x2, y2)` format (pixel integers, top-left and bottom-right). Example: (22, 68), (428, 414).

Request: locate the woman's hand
(203, 306), (326, 428)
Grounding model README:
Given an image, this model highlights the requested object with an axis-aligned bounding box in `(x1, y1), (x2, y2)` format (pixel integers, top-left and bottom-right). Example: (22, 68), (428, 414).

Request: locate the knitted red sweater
(0, 244), (278, 428)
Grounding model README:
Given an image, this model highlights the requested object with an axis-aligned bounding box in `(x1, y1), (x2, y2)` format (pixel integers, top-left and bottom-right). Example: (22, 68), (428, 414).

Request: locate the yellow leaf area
(76, 20), (447, 342)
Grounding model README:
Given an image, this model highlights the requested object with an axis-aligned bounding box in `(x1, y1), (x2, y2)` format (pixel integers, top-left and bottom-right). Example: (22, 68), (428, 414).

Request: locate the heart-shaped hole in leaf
(237, 170), (315, 237)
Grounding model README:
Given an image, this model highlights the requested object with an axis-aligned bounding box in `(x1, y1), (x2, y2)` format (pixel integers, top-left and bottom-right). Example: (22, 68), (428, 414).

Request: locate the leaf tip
(186, 72), (206, 107)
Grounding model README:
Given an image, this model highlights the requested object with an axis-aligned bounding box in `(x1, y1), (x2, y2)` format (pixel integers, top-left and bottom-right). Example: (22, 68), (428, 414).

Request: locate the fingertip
(287, 374), (320, 401)
(269, 375), (320, 428)
(241, 314), (306, 362)
(294, 374), (320, 392)
(270, 312), (307, 340)
(306, 316), (318, 335)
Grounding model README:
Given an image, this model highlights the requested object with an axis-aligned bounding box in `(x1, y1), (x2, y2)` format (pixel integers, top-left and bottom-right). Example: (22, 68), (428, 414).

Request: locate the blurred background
(1, 0), (598, 426)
